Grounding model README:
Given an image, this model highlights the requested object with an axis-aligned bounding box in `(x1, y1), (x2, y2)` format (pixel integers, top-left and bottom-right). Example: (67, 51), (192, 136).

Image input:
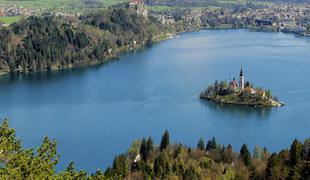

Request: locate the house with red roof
(229, 78), (238, 92)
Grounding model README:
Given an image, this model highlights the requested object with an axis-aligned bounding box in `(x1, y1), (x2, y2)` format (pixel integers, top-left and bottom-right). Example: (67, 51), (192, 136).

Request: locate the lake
(0, 29), (310, 172)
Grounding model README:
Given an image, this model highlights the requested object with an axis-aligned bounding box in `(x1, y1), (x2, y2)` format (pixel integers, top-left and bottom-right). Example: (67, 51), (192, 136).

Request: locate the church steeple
(239, 67), (244, 90)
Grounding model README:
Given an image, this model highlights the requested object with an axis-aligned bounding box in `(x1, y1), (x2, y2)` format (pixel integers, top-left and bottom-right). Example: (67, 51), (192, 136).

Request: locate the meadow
(0, 0), (128, 13)
(0, 16), (22, 24)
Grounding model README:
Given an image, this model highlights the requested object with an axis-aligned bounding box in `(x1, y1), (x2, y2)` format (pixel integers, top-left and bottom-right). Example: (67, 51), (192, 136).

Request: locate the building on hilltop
(129, 0), (144, 7)
(128, 0), (148, 18)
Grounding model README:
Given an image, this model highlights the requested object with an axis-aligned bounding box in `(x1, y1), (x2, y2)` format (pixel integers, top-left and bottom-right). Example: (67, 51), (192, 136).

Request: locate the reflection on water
(200, 99), (272, 120)
(0, 64), (104, 84)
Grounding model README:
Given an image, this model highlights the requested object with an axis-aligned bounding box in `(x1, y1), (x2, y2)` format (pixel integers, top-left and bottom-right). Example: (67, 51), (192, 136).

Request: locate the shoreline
(0, 27), (306, 77)
(200, 94), (284, 107)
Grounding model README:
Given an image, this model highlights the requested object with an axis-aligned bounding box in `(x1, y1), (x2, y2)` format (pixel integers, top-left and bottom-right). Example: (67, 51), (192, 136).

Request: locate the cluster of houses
(128, 0), (148, 18)
(0, 5), (34, 17)
(149, 3), (310, 35)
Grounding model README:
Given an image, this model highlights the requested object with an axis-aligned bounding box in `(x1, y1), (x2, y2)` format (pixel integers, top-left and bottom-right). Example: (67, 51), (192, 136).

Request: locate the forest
(0, 4), (171, 74)
(0, 119), (309, 179)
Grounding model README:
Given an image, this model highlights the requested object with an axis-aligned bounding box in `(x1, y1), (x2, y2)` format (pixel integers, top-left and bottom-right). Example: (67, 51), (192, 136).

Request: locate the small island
(200, 68), (284, 107)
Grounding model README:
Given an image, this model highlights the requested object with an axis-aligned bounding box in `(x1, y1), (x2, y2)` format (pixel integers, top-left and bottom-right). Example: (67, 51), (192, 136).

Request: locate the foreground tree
(289, 139), (303, 179)
(206, 137), (217, 151)
(240, 144), (251, 168)
(197, 137), (205, 151)
(160, 130), (170, 151)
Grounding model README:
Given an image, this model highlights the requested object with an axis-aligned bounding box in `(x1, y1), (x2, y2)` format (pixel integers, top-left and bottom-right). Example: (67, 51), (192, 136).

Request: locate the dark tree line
(1, 119), (310, 179)
(0, 5), (168, 74)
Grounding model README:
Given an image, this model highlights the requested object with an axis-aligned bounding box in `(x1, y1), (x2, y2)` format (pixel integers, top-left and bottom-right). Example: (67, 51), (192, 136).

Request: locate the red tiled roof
(229, 80), (238, 87)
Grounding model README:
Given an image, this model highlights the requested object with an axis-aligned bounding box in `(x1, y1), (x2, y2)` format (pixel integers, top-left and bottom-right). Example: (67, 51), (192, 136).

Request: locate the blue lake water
(0, 29), (310, 172)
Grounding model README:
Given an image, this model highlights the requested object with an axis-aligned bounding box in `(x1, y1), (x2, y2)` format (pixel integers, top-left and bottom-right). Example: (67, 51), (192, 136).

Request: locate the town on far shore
(200, 68), (284, 107)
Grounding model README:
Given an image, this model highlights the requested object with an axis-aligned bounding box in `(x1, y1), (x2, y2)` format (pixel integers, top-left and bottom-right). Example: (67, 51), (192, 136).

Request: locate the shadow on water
(0, 62), (111, 85)
(199, 99), (273, 120)
(0, 48), (148, 85)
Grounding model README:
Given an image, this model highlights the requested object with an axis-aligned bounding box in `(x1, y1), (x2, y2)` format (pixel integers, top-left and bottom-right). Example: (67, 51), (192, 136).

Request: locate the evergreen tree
(154, 153), (165, 178)
(160, 130), (170, 151)
(302, 139), (310, 179)
(253, 145), (263, 159)
(289, 139), (303, 179)
(223, 144), (233, 164)
(146, 136), (154, 157)
(140, 138), (147, 160)
(197, 137), (205, 151)
(206, 137), (217, 151)
(112, 154), (129, 178)
(240, 144), (251, 168)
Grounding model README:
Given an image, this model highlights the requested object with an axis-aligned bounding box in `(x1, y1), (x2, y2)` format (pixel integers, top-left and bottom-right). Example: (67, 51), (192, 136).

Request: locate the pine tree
(289, 139), (303, 179)
(302, 139), (310, 179)
(223, 144), (233, 164)
(140, 138), (147, 160)
(160, 130), (170, 151)
(112, 154), (129, 178)
(253, 145), (263, 159)
(240, 144), (251, 168)
(146, 136), (154, 157)
(197, 137), (205, 151)
(206, 137), (217, 151)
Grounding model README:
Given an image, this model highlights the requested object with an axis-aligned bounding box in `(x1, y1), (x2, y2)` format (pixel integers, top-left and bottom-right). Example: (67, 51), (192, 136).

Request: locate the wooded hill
(0, 5), (171, 74)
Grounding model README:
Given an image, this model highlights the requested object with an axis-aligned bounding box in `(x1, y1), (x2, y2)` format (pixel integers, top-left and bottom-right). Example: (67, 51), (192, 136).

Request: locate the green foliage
(160, 130), (170, 151)
(183, 166), (200, 180)
(0, 119), (21, 163)
(253, 145), (263, 159)
(146, 136), (154, 157)
(1, 119), (310, 179)
(140, 138), (147, 160)
(289, 139), (303, 179)
(222, 144), (233, 164)
(0, 5), (167, 74)
(197, 137), (205, 151)
(265, 90), (272, 99)
(154, 152), (170, 178)
(240, 143), (251, 168)
(0, 16), (22, 24)
(206, 136), (217, 151)
(112, 154), (129, 178)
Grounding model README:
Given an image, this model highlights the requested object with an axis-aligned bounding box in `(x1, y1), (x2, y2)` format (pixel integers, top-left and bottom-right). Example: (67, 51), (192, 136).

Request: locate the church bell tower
(239, 68), (244, 90)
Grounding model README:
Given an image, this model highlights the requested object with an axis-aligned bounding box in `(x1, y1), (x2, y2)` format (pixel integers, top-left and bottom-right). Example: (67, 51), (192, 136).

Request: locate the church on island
(200, 68), (284, 107)
(228, 68), (257, 95)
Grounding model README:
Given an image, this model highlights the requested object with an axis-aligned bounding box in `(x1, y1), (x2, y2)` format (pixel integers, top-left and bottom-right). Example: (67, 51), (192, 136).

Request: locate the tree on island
(245, 81), (251, 88)
(307, 24), (310, 34)
(265, 90), (272, 99)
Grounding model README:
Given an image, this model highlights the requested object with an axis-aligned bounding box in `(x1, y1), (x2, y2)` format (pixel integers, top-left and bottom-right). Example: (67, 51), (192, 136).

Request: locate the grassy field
(0, 16), (22, 24)
(0, 0), (128, 13)
(146, 5), (176, 11)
